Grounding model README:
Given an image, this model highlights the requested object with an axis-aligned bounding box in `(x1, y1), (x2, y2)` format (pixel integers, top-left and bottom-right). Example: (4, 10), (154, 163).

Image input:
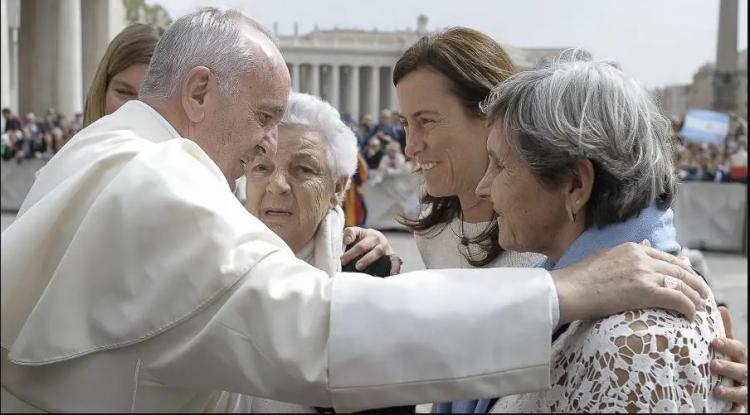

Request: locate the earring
(568, 206), (577, 223)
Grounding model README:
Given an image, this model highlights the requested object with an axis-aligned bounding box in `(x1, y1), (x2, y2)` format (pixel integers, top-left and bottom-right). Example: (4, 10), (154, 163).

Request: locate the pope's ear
(181, 66), (213, 124)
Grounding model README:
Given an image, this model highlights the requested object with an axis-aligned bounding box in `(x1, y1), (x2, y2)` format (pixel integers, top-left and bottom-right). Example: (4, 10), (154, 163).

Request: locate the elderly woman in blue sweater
(436, 51), (741, 413)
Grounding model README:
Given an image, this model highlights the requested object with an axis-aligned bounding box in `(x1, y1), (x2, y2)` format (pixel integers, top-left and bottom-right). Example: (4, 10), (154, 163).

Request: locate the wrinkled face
(193, 29), (291, 185)
(476, 126), (568, 254)
(396, 67), (490, 198)
(105, 63), (149, 115)
(244, 125), (336, 253)
(208, 62), (289, 183)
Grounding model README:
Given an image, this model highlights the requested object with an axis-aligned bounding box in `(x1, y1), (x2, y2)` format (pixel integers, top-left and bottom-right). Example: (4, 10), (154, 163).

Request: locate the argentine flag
(679, 109), (730, 144)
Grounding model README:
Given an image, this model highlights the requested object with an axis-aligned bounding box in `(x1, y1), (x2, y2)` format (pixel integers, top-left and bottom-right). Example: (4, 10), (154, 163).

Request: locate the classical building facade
(1, 0), (125, 120)
(278, 15), (568, 121)
(654, 49), (747, 121)
(2, 6), (567, 124)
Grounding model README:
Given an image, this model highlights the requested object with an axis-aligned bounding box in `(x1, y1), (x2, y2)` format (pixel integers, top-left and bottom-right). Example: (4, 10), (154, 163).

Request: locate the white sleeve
(144, 255), (555, 411)
(549, 279), (560, 329)
(328, 267), (555, 411)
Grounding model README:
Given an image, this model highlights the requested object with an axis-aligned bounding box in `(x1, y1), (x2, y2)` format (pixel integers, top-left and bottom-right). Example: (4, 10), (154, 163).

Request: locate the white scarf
(296, 205), (345, 277)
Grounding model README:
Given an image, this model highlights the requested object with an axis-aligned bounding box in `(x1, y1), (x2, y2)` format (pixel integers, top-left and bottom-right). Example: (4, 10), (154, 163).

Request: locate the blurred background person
(83, 23), (162, 126)
(378, 141), (408, 175)
(364, 136), (384, 170)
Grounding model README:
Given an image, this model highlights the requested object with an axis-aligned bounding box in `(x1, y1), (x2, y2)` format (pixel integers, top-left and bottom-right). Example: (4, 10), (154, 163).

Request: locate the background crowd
(1, 107), (83, 162)
(673, 118), (748, 182)
(4, 102), (748, 185)
(345, 109), (409, 171)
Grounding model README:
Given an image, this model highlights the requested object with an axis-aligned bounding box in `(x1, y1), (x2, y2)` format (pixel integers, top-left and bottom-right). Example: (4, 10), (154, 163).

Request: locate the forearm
(329, 268), (555, 411)
(145, 255), (557, 411)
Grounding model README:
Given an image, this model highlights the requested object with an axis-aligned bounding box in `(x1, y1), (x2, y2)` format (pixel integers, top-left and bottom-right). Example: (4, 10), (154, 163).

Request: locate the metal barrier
(1, 159), (46, 211)
(673, 181), (747, 253)
(2, 161), (747, 254)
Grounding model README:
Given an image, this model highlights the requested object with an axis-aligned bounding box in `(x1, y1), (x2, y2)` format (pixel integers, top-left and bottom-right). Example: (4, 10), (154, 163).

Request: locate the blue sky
(156, 0), (748, 89)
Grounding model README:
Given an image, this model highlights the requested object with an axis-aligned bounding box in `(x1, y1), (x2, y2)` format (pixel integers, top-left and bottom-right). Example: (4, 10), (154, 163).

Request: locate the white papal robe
(1, 101), (556, 412)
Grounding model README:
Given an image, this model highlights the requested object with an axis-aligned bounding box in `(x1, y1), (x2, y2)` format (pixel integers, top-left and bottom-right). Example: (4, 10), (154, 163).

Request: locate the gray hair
(282, 93), (358, 180)
(481, 49), (676, 228)
(140, 7), (277, 100)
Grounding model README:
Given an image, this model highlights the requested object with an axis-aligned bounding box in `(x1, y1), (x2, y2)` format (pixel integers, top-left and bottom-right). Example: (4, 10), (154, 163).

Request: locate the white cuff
(549, 277), (560, 329)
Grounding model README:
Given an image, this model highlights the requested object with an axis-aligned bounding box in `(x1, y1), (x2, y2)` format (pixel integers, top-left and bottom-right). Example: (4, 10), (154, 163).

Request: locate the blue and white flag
(679, 109), (730, 144)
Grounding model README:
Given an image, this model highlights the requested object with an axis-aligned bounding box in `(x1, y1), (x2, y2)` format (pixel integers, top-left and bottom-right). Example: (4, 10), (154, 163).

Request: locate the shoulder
(550, 300), (729, 412)
(568, 301), (726, 389)
(586, 298), (724, 343)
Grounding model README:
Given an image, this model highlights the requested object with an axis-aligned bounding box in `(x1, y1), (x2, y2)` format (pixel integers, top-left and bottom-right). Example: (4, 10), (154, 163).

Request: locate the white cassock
(1, 101), (556, 412)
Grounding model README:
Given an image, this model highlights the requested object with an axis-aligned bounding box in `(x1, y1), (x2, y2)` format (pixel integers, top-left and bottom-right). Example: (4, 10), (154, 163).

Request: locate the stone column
(1, 0), (10, 112)
(20, 0), (83, 118)
(57, 0), (83, 118)
(6, 0), (19, 112)
(290, 63), (300, 92)
(379, 65), (394, 111)
(367, 66), (379, 120)
(712, 0), (739, 112)
(347, 65), (360, 121)
(319, 65), (330, 103)
(310, 63), (320, 97)
(81, 0), (125, 103)
(329, 64), (340, 110)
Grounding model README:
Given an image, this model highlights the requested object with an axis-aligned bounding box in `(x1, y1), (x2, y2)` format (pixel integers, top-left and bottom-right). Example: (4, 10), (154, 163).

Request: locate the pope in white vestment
(0, 100), (557, 412)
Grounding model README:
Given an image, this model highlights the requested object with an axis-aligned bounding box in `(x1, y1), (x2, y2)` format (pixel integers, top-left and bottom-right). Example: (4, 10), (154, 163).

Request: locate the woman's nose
(475, 167), (492, 201)
(404, 131), (424, 158)
(267, 170), (290, 194)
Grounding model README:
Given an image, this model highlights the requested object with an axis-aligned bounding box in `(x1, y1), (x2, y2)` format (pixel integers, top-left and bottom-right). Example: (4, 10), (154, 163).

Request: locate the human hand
(551, 240), (710, 325)
(711, 306), (747, 412)
(341, 227), (402, 275)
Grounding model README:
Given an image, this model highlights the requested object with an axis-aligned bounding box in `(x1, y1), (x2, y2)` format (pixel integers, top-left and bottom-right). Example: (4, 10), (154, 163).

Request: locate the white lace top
(490, 300), (732, 413)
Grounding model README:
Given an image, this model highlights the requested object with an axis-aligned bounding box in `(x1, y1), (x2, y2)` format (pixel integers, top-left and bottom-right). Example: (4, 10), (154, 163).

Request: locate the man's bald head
(140, 7), (281, 101)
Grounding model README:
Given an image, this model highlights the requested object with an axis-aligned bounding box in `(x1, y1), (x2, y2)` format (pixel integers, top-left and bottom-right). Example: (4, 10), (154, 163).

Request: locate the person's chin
(424, 180), (453, 198)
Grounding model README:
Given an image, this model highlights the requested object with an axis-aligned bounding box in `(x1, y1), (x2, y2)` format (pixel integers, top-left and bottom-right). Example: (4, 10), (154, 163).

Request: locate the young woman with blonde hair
(83, 23), (162, 126)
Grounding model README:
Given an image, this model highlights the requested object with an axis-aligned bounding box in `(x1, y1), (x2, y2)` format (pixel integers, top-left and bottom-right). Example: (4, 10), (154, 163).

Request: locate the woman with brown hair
(83, 23), (162, 126)
(395, 27), (542, 269)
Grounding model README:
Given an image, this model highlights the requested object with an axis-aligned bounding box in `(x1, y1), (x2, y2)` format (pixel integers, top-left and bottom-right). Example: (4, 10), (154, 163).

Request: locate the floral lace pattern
(491, 300), (732, 413)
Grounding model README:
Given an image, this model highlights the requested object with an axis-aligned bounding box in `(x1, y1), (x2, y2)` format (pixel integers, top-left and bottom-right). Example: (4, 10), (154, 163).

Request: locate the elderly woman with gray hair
(238, 92), (411, 413)
(237, 92), (399, 278)
(435, 52), (734, 413)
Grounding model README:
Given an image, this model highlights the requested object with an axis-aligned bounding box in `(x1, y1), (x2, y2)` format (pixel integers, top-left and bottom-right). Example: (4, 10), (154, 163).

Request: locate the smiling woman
(392, 27), (543, 269)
